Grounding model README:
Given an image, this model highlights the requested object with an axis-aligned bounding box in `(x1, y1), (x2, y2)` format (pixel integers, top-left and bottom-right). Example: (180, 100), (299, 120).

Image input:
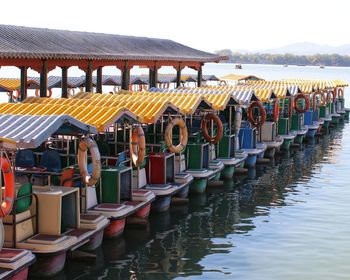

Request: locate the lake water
(27, 64), (350, 280)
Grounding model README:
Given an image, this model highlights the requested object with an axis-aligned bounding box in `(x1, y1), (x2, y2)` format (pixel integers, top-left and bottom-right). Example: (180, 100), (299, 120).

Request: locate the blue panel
(304, 111), (313, 125)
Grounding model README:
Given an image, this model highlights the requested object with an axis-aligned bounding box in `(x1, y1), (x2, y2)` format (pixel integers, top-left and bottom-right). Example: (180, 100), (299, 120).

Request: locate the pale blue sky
(0, 0), (348, 52)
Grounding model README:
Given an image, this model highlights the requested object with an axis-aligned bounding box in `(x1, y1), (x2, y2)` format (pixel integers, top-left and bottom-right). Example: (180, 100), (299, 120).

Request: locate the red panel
(147, 153), (166, 184)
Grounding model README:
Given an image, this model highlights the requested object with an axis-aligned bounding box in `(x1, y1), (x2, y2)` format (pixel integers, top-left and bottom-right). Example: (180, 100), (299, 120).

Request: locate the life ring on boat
(332, 89), (337, 102)
(130, 126), (146, 166)
(247, 101), (266, 127)
(78, 138), (101, 186)
(288, 97), (294, 118)
(0, 157), (15, 217)
(35, 89), (52, 98)
(294, 93), (310, 113)
(164, 118), (188, 153)
(201, 113), (223, 144)
(273, 100), (280, 123)
(338, 88), (344, 98)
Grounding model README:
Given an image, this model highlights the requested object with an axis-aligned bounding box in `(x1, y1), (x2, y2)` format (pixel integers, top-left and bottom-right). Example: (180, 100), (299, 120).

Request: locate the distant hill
(214, 50), (350, 67)
(259, 42), (350, 56)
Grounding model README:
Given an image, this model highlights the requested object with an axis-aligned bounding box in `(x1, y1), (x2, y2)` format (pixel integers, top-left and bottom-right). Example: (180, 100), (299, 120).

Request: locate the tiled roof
(0, 25), (225, 63)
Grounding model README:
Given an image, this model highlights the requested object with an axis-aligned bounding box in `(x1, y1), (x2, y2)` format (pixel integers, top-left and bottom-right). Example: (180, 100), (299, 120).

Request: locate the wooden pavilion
(0, 25), (226, 100)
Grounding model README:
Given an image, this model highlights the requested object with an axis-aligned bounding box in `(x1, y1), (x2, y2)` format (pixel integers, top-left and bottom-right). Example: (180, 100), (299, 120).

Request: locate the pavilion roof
(0, 25), (225, 63)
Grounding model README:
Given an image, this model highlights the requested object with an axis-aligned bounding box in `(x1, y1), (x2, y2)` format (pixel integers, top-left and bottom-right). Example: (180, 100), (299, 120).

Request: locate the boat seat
(15, 150), (35, 168)
(38, 150), (61, 172)
(15, 150), (35, 181)
(33, 150), (61, 185)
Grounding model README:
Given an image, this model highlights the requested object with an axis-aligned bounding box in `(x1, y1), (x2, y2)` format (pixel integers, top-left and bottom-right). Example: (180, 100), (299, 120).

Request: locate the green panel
(98, 166), (132, 204)
(187, 143), (203, 169)
(218, 135), (233, 158)
(278, 118), (289, 135)
(291, 114), (300, 130)
(319, 106), (326, 118)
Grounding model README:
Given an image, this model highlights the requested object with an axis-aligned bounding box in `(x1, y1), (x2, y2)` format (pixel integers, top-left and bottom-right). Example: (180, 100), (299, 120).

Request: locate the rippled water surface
(43, 64), (350, 280)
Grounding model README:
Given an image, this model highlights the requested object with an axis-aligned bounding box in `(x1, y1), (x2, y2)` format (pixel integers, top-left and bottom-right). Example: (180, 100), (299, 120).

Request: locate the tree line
(215, 49), (350, 66)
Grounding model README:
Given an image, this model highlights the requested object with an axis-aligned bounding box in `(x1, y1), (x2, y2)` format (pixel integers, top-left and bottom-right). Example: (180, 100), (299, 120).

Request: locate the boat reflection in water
(57, 125), (344, 280)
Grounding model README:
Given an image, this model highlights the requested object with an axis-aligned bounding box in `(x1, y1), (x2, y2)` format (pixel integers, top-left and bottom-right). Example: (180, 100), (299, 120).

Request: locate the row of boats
(0, 77), (347, 279)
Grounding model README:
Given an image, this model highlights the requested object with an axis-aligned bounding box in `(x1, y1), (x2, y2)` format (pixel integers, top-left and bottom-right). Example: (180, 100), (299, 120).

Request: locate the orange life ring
(273, 100), (279, 123)
(247, 101), (266, 127)
(338, 88), (344, 98)
(78, 138), (101, 186)
(294, 93), (310, 113)
(164, 118), (188, 153)
(35, 89), (52, 98)
(0, 157), (15, 217)
(201, 113), (223, 144)
(130, 126), (146, 166)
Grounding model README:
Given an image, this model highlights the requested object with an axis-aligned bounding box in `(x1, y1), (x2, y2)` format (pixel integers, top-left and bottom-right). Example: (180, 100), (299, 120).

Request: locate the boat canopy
(0, 114), (97, 149)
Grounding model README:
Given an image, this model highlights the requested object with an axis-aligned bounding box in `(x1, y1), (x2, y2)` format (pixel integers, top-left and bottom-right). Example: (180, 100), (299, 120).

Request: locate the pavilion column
(96, 66), (103, 93)
(20, 66), (27, 101)
(149, 63), (158, 88)
(40, 60), (48, 97)
(121, 63), (130, 90)
(176, 65), (182, 88)
(61, 66), (68, 98)
(85, 60), (93, 92)
(197, 66), (203, 87)
(148, 68), (154, 88)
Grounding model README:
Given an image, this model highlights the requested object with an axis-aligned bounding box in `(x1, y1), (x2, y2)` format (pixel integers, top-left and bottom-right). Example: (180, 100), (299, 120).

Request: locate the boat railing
(3, 193), (39, 248)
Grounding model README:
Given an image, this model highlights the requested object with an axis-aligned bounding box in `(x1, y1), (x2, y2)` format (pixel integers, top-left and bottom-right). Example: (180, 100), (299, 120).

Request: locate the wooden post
(148, 68), (154, 88)
(61, 66), (68, 98)
(40, 60), (47, 97)
(152, 64), (158, 88)
(197, 66), (202, 87)
(121, 63), (130, 90)
(149, 63), (158, 88)
(97, 66), (103, 93)
(20, 66), (27, 101)
(176, 67), (181, 88)
(85, 61), (93, 92)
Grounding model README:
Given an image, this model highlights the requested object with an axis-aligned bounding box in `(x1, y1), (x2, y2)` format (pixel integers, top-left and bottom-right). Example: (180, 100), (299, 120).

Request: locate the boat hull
(29, 251), (66, 278)
(189, 178), (208, 194)
(245, 154), (257, 168)
(104, 219), (126, 239)
(151, 195), (171, 212)
(220, 165), (235, 179)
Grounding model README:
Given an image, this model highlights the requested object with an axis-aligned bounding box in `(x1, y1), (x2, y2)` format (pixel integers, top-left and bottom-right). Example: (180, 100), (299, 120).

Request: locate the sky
(0, 0), (349, 53)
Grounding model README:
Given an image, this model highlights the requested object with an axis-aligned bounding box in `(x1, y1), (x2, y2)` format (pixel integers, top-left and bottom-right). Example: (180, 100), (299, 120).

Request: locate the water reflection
(52, 124), (345, 280)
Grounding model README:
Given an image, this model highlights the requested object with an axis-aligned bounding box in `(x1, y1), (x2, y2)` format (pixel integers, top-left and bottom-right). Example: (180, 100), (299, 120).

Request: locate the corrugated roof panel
(0, 114), (97, 149)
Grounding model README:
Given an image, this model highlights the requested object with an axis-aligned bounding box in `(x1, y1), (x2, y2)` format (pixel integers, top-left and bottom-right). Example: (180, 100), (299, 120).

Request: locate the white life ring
(78, 138), (101, 186)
